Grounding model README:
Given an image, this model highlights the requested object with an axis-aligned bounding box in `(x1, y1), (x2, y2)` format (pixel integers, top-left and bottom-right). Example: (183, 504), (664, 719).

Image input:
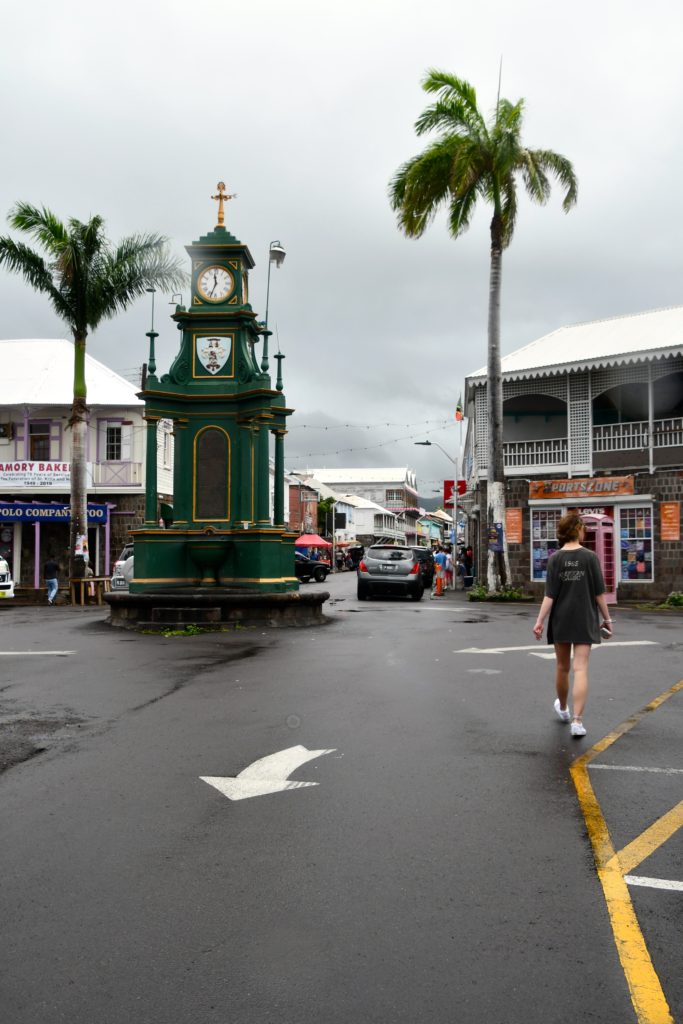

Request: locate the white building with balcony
(308, 468), (419, 543)
(464, 307), (683, 600)
(338, 494), (407, 546)
(0, 339), (174, 589)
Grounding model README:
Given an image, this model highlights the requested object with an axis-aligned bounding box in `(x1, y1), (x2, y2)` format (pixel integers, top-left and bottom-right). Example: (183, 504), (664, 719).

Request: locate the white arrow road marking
(200, 745), (336, 801)
(467, 668), (502, 675)
(0, 651), (75, 657)
(625, 875), (683, 892)
(454, 641), (659, 655)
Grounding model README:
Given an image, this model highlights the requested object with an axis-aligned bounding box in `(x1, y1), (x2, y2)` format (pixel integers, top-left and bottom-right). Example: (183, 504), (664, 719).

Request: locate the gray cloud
(1, 0), (681, 493)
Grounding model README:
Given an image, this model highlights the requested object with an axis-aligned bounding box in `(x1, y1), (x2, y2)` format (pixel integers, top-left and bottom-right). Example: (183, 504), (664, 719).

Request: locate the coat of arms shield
(196, 336), (228, 375)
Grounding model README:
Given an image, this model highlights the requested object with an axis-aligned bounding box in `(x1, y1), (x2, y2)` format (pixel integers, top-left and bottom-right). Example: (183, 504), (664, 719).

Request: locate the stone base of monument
(104, 588), (329, 631)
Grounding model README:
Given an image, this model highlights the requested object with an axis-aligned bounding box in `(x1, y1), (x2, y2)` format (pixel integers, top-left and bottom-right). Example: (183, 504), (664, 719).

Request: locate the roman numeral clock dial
(197, 265), (233, 302)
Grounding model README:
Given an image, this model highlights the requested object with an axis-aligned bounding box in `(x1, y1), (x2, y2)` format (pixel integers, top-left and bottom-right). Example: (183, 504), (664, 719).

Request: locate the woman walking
(533, 512), (613, 737)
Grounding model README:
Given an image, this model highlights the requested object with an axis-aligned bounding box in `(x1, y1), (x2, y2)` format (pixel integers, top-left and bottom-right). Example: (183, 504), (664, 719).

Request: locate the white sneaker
(571, 719), (587, 738)
(554, 698), (571, 722)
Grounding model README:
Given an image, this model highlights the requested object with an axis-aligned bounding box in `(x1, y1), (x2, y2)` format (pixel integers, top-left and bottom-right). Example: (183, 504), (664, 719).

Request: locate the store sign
(505, 508), (523, 544)
(660, 502), (681, 541)
(0, 502), (108, 524)
(529, 476), (634, 500)
(0, 462), (70, 487)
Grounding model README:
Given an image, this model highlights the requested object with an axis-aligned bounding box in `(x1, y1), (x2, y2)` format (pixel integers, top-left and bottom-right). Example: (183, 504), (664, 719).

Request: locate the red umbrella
(295, 533), (332, 548)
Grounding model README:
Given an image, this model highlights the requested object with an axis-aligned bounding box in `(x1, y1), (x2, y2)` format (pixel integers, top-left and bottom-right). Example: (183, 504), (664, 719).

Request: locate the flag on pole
(455, 395), (463, 421)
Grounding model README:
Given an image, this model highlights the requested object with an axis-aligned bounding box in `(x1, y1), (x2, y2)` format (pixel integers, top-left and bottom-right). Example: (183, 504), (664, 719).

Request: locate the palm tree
(390, 71), (577, 591)
(0, 202), (185, 575)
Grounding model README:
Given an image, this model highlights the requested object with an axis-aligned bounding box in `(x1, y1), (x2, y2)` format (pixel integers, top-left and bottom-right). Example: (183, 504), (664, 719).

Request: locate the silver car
(357, 545), (424, 602)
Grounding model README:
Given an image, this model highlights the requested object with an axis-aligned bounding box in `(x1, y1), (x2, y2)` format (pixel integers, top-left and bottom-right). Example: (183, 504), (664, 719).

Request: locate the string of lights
(288, 418), (453, 431)
(286, 424), (456, 460)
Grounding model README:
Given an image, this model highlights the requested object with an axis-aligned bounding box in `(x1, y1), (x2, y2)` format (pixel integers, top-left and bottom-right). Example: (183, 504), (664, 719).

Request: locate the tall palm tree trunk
(486, 214), (511, 591)
(69, 332), (89, 578)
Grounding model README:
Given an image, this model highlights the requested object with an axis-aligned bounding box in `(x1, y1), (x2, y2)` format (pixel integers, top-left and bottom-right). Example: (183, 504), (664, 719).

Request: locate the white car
(0, 557), (15, 599)
(111, 554), (134, 591)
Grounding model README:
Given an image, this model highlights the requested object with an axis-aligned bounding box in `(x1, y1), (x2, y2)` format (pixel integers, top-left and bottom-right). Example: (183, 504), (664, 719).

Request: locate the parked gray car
(357, 545), (424, 601)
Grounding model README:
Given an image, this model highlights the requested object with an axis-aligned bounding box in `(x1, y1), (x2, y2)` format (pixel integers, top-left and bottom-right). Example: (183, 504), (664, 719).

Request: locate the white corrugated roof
(468, 306), (683, 382)
(2, 339), (143, 406)
(340, 494), (397, 514)
(309, 467), (418, 489)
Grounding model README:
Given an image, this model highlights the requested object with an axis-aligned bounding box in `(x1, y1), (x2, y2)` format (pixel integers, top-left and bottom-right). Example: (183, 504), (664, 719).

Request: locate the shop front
(0, 500), (112, 589)
(500, 473), (682, 602)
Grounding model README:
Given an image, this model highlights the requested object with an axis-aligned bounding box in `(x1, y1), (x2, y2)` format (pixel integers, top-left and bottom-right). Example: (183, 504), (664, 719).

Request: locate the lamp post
(264, 240), (286, 328)
(415, 439), (460, 587)
(146, 287), (157, 378)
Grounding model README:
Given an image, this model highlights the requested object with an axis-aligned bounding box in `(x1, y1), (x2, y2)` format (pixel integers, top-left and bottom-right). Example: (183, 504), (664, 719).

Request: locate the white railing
(593, 421), (647, 451)
(653, 417), (683, 447)
(90, 461), (143, 486)
(593, 417), (683, 451)
(503, 437), (568, 467)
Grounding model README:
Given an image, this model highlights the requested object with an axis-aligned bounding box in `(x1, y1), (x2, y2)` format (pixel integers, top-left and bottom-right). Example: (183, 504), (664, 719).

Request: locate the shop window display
(532, 509), (562, 580)
(620, 506), (653, 581)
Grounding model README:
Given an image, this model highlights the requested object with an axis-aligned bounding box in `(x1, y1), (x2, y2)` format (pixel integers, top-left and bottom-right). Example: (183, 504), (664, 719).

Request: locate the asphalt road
(0, 575), (681, 1024)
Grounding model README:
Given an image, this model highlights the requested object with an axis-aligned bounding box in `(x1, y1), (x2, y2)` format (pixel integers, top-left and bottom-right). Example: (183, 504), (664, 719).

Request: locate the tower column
(144, 416), (159, 525)
(273, 429), (287, 527)
(255, 417), (271, 524)
(238, 422), (253, 523)
(172, 419), (189, 524)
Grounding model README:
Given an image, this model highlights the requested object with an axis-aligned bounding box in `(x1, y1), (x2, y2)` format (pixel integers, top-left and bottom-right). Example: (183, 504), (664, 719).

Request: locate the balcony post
(648, 364), (654, 473)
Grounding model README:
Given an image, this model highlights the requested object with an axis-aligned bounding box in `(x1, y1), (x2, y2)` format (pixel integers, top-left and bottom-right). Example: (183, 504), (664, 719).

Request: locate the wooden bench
(69, 576), (112, 606)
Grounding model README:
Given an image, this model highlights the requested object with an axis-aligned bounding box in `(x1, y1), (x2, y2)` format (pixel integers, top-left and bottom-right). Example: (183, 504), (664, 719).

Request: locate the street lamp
(414, 439), (461, 580)
(414, 439), (456, 465)
(264, 240), (286, 328)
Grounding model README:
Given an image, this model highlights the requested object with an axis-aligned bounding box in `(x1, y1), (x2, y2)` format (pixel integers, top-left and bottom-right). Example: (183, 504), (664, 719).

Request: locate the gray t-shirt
(544, 546), (606, 645)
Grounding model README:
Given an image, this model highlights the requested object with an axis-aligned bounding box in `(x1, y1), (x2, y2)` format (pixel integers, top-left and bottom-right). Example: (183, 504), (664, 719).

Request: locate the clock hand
(209, 270), (218, 297)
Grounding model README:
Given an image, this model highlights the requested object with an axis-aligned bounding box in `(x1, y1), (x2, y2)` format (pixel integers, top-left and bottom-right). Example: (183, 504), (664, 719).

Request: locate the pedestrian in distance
(444, 546), (454, 590)
(44, 554), (60, 605)
(432, 546), (447, 597)
(532, 512), (613, 738)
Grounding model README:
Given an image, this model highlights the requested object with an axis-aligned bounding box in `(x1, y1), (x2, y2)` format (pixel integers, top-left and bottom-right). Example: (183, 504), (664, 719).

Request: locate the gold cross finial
(211, 181), (237, 228)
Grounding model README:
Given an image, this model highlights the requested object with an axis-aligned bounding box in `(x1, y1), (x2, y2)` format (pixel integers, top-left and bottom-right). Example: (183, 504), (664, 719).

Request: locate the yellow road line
(570, 678), (683, 1024)
(614, 799), (683, 875)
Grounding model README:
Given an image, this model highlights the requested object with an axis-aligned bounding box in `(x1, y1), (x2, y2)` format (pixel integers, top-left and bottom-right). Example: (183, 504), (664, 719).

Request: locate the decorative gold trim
(192, 296), (202, 306)
(192, 425), (231, 523)
(218, 577), (298, 584)
(228, 260), (239, 269)
(191, 331), (235, 379)
(228, 296), (238, 305)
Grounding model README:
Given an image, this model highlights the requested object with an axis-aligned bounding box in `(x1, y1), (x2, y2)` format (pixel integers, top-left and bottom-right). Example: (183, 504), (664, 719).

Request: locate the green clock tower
(130, 183), (298, 595)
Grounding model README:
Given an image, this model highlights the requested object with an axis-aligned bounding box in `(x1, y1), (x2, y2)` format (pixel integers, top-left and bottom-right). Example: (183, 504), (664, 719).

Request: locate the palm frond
(519, 150), (551, 205)
(8, 202), (70, 255)
(390, 137), (466, 238)
(446, 184), (479, 240)
(420, 70), (486, 136)
(499, 181), (518, 249)
(529, 149), (578, 210)
(0, 236), (74, 321)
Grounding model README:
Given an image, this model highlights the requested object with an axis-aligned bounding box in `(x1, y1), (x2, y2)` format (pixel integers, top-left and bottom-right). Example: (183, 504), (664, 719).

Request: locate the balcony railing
(90, 461), (142, 486)
(504, 437), (568, 467)
(593, 416), (683, 451)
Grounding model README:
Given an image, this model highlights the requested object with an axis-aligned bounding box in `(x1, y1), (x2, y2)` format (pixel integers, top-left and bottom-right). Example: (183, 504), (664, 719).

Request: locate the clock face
(197, 265), (233, 302)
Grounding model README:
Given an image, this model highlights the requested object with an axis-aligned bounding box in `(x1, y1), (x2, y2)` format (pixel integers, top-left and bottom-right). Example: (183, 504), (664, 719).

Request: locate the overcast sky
(2, 0), (682, 497)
